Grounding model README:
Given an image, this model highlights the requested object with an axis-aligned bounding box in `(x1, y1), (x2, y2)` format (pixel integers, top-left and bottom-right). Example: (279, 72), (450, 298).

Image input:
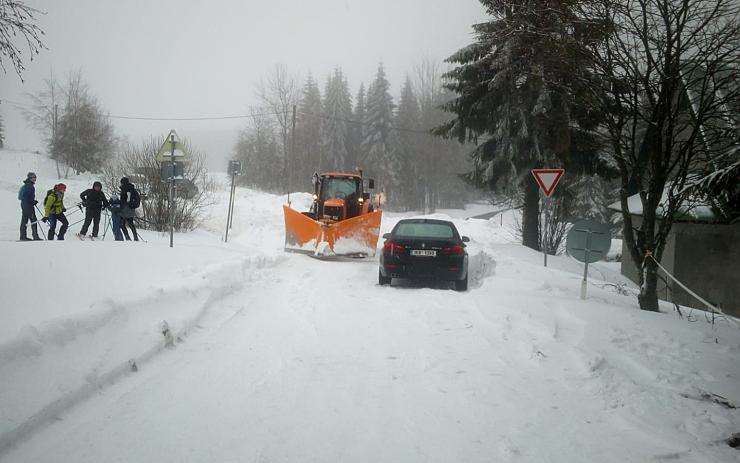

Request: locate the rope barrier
(646, 253), (739, 326)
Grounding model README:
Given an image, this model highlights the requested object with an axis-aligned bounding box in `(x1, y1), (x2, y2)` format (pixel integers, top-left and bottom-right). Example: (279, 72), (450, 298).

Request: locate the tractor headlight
(358, 197), (364, 203)
(312, 194), (318, 201)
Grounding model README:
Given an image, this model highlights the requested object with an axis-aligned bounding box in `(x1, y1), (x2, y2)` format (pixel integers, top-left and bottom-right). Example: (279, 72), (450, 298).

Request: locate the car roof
(321, 173), (361, 179)
(393, 218), (459, 231)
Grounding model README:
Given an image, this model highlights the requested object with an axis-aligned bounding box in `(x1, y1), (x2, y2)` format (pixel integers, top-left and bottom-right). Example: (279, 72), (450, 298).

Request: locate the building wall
(673, 221), (740, 317)
(620, 218), (740, 317)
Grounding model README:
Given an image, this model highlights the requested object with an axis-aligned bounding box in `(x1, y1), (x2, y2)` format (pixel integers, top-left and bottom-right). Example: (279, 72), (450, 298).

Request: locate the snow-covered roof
(608, 192), (720, 222)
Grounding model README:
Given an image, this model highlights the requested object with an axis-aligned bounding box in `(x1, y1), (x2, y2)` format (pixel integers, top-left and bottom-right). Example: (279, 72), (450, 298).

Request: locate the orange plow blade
(283, 205), (382, 256)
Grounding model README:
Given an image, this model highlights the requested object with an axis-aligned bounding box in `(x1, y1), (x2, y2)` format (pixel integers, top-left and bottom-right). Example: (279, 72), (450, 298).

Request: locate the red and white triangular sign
(531, 169), (565, 197)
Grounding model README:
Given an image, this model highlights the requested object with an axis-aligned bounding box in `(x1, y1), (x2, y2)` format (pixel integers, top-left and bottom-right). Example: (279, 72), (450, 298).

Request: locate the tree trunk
(638, 257), (660, 311)
(522, 176), (540, 250)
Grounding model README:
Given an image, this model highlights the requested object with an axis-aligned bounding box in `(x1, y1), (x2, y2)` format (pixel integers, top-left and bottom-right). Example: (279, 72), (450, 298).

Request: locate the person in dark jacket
(78, 181), (109, 239)
(19, 172), (42, 241)
(119, 177), (139, 241)
(43, 183), (68, 240)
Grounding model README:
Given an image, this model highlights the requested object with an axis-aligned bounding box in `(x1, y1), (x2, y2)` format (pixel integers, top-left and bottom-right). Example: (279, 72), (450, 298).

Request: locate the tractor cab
(310, 172), (375, 222)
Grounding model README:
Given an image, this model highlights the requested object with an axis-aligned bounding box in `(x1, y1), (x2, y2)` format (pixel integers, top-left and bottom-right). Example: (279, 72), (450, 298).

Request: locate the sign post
(169, 134), (175, 248)
(157, 130), (189, 248)
(531, 169), (564, 267)
(566, 219), (612, 299)
(225, 160), (242, 243)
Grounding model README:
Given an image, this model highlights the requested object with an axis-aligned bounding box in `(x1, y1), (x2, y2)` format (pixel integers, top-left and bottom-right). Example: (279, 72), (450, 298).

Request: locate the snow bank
(0, 251), (286, 452)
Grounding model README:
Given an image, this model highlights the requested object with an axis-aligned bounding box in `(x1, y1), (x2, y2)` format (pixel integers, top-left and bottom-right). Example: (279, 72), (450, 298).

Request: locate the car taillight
(441, 244), (465, 256)
(383, 241), (406, 254)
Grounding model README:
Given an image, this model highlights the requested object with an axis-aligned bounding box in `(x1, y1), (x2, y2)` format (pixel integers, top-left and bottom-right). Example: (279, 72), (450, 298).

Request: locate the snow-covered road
(4, 247), (739, 462)
(1, 149), (738, 462)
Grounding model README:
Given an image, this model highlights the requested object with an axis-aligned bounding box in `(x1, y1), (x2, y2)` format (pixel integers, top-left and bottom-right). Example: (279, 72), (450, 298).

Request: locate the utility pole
(288, 105), (296, 205)
(53, 104), (60, 179)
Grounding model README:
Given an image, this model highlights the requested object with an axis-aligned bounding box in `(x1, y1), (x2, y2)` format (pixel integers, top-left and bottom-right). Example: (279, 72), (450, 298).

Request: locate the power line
(106, 111), (282, 121)
(297, 110), (432, 135)
(2, 98), (434, 134)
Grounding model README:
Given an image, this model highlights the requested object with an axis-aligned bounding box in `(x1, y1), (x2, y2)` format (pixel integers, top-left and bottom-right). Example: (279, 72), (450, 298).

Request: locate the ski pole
(33, 205), (54, 239)
(26, 205), (46, 240)
(68, 217), (86, 229)
(101, 211), (110, 240)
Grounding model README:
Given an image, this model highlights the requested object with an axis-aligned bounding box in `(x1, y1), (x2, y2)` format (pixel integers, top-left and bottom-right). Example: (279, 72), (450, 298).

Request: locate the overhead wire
(1, 98), (433, 134)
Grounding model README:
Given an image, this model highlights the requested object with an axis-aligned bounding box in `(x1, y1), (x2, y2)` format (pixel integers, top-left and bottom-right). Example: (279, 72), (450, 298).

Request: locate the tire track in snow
(0, 253), (286, 458)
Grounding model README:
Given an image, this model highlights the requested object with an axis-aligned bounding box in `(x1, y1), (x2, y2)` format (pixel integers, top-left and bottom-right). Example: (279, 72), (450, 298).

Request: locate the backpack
(18, 185), (25, 201)
(128, 187), (141, 209)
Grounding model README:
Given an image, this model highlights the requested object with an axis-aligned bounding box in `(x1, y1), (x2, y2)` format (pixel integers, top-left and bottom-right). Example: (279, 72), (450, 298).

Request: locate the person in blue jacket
(108, 193), (124, 241)
(18, 172), (42, 241)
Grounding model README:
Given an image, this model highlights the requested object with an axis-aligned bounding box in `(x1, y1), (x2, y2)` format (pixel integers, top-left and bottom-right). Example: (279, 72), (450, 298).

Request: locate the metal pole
(169, 134), (175, 248)
(225, 172), (235, 242)
(229, 173), (236, 229)
(543, 195), (548, 267)
(581, 231), (592, 300)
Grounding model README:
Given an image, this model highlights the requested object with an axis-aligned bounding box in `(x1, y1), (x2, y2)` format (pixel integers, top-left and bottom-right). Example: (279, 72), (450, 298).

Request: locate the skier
(108, 193), (124, 241)
(43, 183), (69, 240)
(18, 172), (42, 241)
(119, 177), (139, 241)
(78, 181), (109, 239)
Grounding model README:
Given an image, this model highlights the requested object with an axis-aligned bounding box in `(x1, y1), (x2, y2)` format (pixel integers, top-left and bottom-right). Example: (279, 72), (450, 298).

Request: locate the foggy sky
(1, 0), (486, 170)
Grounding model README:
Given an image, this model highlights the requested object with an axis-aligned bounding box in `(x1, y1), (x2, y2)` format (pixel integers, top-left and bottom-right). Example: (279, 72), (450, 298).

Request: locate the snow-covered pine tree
(362, 63), (397, 202)
(392, 77), (422, 210)
(348, 83), (366, 169)
(322, 68), (352, 171)
(437, 0), (604, 251)
(296, 73), (323, 184)
(571, 174), (611, 224)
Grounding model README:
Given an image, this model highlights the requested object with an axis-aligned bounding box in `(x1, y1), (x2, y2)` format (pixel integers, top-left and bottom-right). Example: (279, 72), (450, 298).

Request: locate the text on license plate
(411, 249), (436, 257)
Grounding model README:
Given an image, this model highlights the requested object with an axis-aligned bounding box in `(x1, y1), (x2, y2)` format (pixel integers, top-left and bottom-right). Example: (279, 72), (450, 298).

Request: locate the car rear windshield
(395, 222), (455, 239)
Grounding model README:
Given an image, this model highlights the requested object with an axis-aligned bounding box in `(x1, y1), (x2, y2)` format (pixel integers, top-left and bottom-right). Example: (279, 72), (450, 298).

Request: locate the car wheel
(455, 274), (468, 291)
(378, 269), (391, 286)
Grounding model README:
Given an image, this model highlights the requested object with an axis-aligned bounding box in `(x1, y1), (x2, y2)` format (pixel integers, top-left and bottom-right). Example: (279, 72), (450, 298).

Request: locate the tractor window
(321, 178), (359, 201)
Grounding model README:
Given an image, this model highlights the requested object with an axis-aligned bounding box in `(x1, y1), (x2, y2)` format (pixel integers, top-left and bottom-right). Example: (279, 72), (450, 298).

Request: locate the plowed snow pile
(0, 148), (738, 463)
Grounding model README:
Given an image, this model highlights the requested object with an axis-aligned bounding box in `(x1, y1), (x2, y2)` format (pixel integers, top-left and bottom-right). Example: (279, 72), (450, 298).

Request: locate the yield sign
(531, 169), (564, 197)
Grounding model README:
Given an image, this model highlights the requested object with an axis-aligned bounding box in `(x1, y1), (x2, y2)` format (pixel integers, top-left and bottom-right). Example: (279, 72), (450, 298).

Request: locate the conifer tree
(348, 83), (366, 169)
(437, 0), (602, 250)
(322, 68), (352, 171)
(362, 63), (397, 198)
(296, 73), (322, 183)
(392, 77), (422, 210)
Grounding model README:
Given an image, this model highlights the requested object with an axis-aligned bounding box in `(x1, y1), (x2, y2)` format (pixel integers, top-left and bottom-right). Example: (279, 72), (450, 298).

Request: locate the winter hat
(27, 172), (37, 179)
(56, 183), (67, 192)
(120, 177), (130, 185)
(93, 181), (102, 189)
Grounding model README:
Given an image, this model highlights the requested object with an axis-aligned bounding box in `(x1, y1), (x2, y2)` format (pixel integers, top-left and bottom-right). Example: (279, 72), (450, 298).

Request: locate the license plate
(411, 249), (436, 257)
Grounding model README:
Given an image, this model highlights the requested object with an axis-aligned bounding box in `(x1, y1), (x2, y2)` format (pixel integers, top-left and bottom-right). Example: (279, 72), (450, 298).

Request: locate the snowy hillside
(0, 149), (738, 462)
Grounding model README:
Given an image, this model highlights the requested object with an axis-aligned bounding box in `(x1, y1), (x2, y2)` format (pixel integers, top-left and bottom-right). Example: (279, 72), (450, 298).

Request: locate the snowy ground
(0, 148), (738, 462)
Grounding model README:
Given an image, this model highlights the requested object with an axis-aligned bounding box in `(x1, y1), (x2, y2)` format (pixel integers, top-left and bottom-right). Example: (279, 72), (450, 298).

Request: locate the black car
(379, 219), (470, 291)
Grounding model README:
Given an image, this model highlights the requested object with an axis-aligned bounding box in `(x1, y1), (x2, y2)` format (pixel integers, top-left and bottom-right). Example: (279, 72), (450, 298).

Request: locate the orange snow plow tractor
(283, 171), (382, 257)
